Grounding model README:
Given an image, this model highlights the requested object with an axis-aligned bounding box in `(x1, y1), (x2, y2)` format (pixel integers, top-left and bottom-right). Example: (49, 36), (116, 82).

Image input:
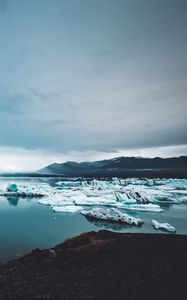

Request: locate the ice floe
(1, 179), (186, 227)
(34, 178), (187, 215)
(0, 183), (45, 198)
(81, 207), (144, 226)
(53, 205), (84, 213)
(152, 219), (176, 232)
(122, 203), (163, 212)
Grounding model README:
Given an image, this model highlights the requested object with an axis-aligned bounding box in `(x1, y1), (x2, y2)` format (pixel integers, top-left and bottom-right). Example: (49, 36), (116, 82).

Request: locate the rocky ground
(0, 230), (187, 299)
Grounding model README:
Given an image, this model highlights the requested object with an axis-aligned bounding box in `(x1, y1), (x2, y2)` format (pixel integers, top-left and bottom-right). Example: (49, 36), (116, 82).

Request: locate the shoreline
(0, 230), (187, 299)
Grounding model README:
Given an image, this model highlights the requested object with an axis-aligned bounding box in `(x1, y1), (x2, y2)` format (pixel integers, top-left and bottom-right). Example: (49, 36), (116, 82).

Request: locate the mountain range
(38, 156), (187, 178)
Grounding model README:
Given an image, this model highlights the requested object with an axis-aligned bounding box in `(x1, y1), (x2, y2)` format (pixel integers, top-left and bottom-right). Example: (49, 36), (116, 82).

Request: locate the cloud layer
(0, 145), (187, 173)
(0, 0), (187, 170)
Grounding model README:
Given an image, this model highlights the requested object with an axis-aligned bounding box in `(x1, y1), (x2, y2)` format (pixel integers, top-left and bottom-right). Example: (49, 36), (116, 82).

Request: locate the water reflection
(158, 203), (172, 210)
(6, 196), (20, 206)
(83, 216), (143, 231)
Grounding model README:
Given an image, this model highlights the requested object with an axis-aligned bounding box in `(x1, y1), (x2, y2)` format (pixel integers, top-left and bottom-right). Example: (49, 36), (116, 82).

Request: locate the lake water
(0, 177), (187, 263)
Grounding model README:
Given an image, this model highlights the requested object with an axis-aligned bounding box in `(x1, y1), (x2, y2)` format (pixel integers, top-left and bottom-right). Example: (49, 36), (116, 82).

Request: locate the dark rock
(0, 230), (187, 299)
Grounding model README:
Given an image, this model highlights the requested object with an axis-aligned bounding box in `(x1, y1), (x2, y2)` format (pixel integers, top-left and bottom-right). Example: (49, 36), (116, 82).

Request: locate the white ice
(0, 183), (47, 197)
(152, 219), (176, 232)
(0, 178), (185, 216)
(36, 178), (187, 213)
(81, 207), (144, 226)
(53, 205), (84, 213)
(122, 203), (163, 212)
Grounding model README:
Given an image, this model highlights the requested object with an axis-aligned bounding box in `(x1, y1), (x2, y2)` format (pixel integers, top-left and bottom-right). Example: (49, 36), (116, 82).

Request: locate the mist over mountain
(39, 156), (187, 178)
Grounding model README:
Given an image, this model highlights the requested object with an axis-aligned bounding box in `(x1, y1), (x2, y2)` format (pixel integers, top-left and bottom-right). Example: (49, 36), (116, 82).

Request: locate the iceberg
(181, 197), (187, 204)
(74, 195), (118, 207)
(116, 191), (150, 204)
(115, 192), (136, 204)
(153, 195), (182, 204)
(152, 219), (176, 232)
(55, 181), (63, 186)
(81, 207), (144, 226)
(122, 203), (163, 212)
(146, 179), (154, 186)
(129, 190), (150, 204)
(52, 205), (84, 213)
(7, 183), (18, 192)
(0, 183), (46, 198)
(38, 197), (75, 207)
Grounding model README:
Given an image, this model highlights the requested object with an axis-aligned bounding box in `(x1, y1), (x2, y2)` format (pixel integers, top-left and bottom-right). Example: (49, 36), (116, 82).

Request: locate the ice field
(0, 177), (187, 262)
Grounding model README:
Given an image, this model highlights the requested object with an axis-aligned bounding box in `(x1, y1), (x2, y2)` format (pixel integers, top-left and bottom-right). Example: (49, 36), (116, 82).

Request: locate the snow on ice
(81, 207), (144, 226)
(152, 219), (176, 232)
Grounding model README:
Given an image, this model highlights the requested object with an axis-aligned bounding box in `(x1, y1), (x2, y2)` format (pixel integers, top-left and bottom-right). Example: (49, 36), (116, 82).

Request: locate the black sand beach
(0, 230), (187, 299)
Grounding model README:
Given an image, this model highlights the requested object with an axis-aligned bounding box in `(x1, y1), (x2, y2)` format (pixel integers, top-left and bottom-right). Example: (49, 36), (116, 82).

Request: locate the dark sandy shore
(0, 230), (187, 300)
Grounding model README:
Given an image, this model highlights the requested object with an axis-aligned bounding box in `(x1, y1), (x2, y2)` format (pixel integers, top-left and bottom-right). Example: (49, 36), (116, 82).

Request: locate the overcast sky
(0, 0), (187, 171)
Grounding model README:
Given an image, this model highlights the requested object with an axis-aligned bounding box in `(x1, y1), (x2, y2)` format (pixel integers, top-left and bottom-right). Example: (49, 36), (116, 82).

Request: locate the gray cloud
(0, 0), (186, 157)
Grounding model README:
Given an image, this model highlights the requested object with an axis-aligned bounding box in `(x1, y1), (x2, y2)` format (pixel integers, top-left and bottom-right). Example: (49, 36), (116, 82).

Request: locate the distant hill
(38, 156), (187, 178)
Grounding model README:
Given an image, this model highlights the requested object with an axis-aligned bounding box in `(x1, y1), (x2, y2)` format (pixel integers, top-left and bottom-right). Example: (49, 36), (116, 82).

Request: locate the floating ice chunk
(7, 183), (18, 192)
(154, 180), (165, 186)
(122, 203), (163, 212)
(175, 185), (186, 190)
(0, 191), (44, 198)
(81, 207), (144, 226)
(117, 190), (150, 204)
(52, 205), (83, 213)
(82, 181), (89, 187)
(74, 196), (117, 206)
(38, 197), (75, 206)
(171, 190), (187, 196)
(153, 195), (182, 204)
(55, 181), (63, 185)
(181, 197), (187, 204)
(0, 183), (46, 198)
(38, 198), (54, 206)
(115, 193), (136, 204)
(146, 179), (154, 186)
(129, 190), (150, 204)
(83, 189), (103, 197)
(152, 219), (176, 232)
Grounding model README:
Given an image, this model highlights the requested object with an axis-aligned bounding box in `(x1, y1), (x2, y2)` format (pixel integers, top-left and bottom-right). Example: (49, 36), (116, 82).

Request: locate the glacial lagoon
(0, 176), (187, 263)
